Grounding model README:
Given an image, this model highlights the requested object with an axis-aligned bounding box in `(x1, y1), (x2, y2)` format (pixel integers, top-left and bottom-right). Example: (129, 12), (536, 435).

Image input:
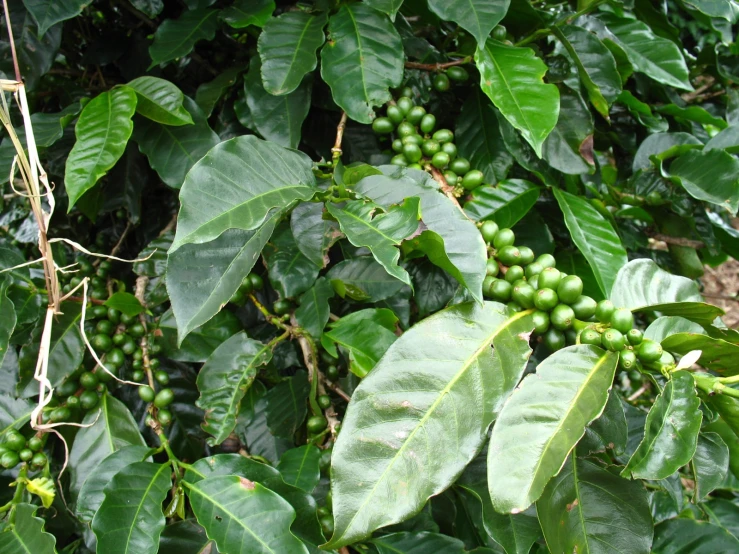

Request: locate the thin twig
(322, 377), (351, 403)
(2, 0), (20, 82)
(627, 383), (650, 402)
(404, 57), (472, 70)
(331, 111), (348, 164)
(649, 233), (705, 249)
(108, 220), (133, 259)
(428, 165), (463, 210)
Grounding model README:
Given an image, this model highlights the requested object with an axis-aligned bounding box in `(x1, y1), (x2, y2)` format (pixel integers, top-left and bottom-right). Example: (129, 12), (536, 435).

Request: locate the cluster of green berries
(229, 272), (264, 305)
(429, 65), (469, 92)
(479, 221), (673, 373)
(371, 92), (485, 192)
(0, 431), (47, 470)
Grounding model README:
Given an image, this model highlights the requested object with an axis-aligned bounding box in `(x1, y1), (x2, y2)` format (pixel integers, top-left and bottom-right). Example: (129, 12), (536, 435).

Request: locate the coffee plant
(0, 0), (738, 552)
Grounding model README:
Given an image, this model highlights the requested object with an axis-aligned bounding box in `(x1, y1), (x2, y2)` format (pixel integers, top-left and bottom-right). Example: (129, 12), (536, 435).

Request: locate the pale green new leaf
(488, 345), (618, 514)
(326, 197), (420, 287)
(661, 333), (739, 375)
(0, 504), (56, 554)
(428, 0), (509, 44)
(149, 9), (220, 67)
(92, 462), (172, 554)
(464, 179), (539, 227)
(320, 4), (404, 123)
(277, 445), (321, 493)
(295, 277), (334, 339)
(622, 371), (702, 480)
(22, 0), (90, 37)
(196, 332), (273, 445)
(476, 39), (560, 157)
(127, 76), (193, 126)
(667, 149), (739, 215)
(64, 86), (137, 209)
(258, 11), (327, 95)
(324, 302), (534, 548)
(171, 135), (316, 251)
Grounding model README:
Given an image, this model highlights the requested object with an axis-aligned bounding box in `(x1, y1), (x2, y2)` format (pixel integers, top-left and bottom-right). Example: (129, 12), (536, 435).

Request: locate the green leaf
(464, 179), (539, 226)
(622, 371), (702, 480)
(0, 395), (34, 436)
(68, 394), (146, 498)
(171, 135), (316, 251)
(326, 257), (406, 302)
(706, 125), (739, 153)
(617, 90), (669, 132)
(257, 11), (327, 95)
(196, 67), (242, 117)
(363, 0), (404, 20)
(76, 445), (152, 522)
(579, 390), (628, 455)
(320, 3), (404, 123)
(277, 445), (321, 493)
(265, 370), (310, 439)
(196, 332), (272, 445)
(554, 24), (621, 119)
(704, 417), (739, 479)
(692, 432), (729, 502)
(666, 149), (739, 215)
(356, 167), (487, 303)
(704, 499), (739, 538)
(537, 454), (653, 554)
(370, 532), (466, 553)
(488, 344), (618, 513)
(221, 0), (274, 28)
(294, 277), (334, 339)
(455, 89), (513, 184)
(129, 0), (163, 18)
(64, 87), (137, 209)
(553, 188), (627, 297)
(290, 201), (341, 269)
(326, 197), (420, 287)
(184, 475), (309, 554)
(103, 292), (144, 317)
(633, 132), (702, 172)
(157, 308), (242, 363)
(475, 39), (559, 157)
(127, 76), (193, 126)
(0, 276), (16, 367)
(662, 333), (739, 375)
(324, 303), (534, 548)
(264, 224), (321, 299)
(681, 0), (739, 22)
(149, 9), (220, 67)
(243, 58), (311, 149)
(323, 308), (398, 378)
(428, 0), (509, 44)
(653, 518), (739, 552)
(706, 394), (739, 438)
(542, 88), (594, 175)
(158, 520), (214, 554)
(92, 462), (172, 554)
(657, 104), (728, 129)
(22, 0), (90, 37)
(645, 316), (705, 342)
(31, 101), (81, 148)
(167, 216), (281, 344)
(0, 503), (56, 554)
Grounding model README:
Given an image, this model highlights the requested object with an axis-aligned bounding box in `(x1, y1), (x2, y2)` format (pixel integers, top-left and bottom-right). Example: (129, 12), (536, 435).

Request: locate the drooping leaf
(553, 188), (627, 297)
(64, 86), (137, 209)
(326, 197), (420, 287)
(326, 257), (406, 302)
(371, 531), (467, 553)
(290, 201), (341, 269)
(92, 462), (172, 554)
(277, 445), (321, 493)
(320, 3), (404, 123)
(324, 303), (534, 548)
(157, 309), (242, 363)
(149, 9), (220, 67)
(257, 11), (327, 95)
(196, 332), (273, 445)
(475, 39), (560, 157)
(488, 344), (618, 514)
(221, 0), (274, 28)
(661, 333), (739, 375)
(428, 0), (509, 44)
(0, 503), (57, 554)
(103, 292), (144, 317)
(133, 96), (220, 189)
(652, 518), (739, 552)
(464, 179), (539, 227)
(622, 371), (702, 480)
(265, 370), (310, 439)
(537, 454), (653, 554)
(263, 224), (321, 299)
(127, 76), (193, 126)
(0, 275), (16, 367)
(578, 390), (628, 455)
(171, 135), (316, 250)
(294, 277), (334, 339)
(22, 0), (90, 37)
(666, 149), (739, 215)
(184, 475), (309, 554)
(692, 432), (729, 502)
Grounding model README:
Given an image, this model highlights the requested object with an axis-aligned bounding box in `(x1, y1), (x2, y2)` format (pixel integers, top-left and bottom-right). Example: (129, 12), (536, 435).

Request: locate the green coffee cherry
(480, 221), (499, 243)
(557, 276), (583, 304)
(31, 452), (47, 468)
(248, 273), (264, 290)
(50, 407), (71, 422)
(525, 262), (544, 280)
(326, 365), (339, 381)
(1, 451), (19, 469)
(550, 304), (575, 330)
(307, 415), (328, 433)
(421, 140), (441, 157)
(443, 171), (458, 185)
(490, 279), (513, 302)
(619, 350), (637, 370)
(507, 302), (524, 314)
(512, 283), (536, 309)
(397, 121), (416, 137)
(433, 73), (451, 91)
(157, 409), (173, 426)
(483, 276), (495, 298)
(532, 310), (550, 334)
(138, 386), (155, 403)
(461, 170), (484, 191)
(538, 267), (561, 291)
(320, 515), (335, 536)
(406, 106), (426, 125)
(627, 329), (643, 346)
(391, 154), (409, 166)
(486, 258), (500, 277)
(386, 105), (404, 124)
(402, 143), (423, 163)
(27, 436), (43, 452)
(610, 308), (634, 334)
(595, 300), (615, 323)
(493, 228), (515, 249)
(431, 152), (450, 169)
(446, 66), (469, 82)
(391, 138), (403, 152)
(317, 395), (332, 410)
(534, 288), (559, 311)
(496, 245), (521, 267)
(79, 390), (99, 410)
(637, 340), (663, 363)
(5, 431), (26, 452)
(518, 246), (535, 266)
(19, 448), (33, 462)
(155, 370), (170, 385)
(273, 299), (292, 315)
(420, 113), (437, 134)
(396, 97), (414, 115)
(79, 372), (99, 390)
(154, 388), (175, 408)
(504, 265), (524, 283)
(441, 142), (457, 158)
(580, 329), (601, 346)
(432, 129), (454, 143)
(536, 254), (556, 269)
(602, 329), (626, 351)
(544, 328), (566, 351)
(570, 295), (597, 320)
(449, 158), (471, 176)
(92, 334), (113, 352)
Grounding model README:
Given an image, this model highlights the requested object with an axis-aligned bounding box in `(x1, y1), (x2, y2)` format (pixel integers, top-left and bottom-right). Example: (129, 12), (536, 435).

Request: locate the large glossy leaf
(622, 371), (702, 480)
(704, 499), (739, 538)
(667, 149), (739, 215)
(92, 462), (172, 554)
(542, 88), (594, 175)
(578, 390), (628, 455)
(167, 214), (280, 343)
(64, 86), (137, 209)
(171, 135), (316, 250)
(537, 454), (653, 554)
(371, 531), (466, 553)
(0, 395), (34, 436)
(356, 167), (487, 303)
(257, 11), (327, 95)
(76, 445), (152, 522)
(263, 224), (320, 299)
(692, 432), (729, 502)
(488, 345), (618, 513)
(644, 316), (705, 342)
(320, 3), (403, 123)
(294, 277), (334, 339)
(704, 417), (739, 479)
(326, 257), (406, 302)
(326, 197), (420, 287)
(127, 76), (193, 126)
(653, 518), (739, 552)
(290, 202), (341, 269)
(475, 39), (559, 157)
(149, 9), (220, 67)
(22, 0), (89, 37)
(428, 0), (509, 44)
(363, 0), (404, 20)
(661, 333), (739, 375)
(277, 445), (321, 493)
(134, 96), (220, 189)
(455, 89), (513, 183)
(196, 332), (273, 445)
(184, 475), (309, 554)
(553, 188), (627, 297)
(221, 0), (274, 28)
(157, 309), (241, 363)
(464, 180), (539, 226)
(0, 276), (16, 367)
(243, 58), (311, 149)
(68, 394), (146, 498)
(324, 302), (535, 548)
(158, 520), (214, 554)
(265, 371), (310, 438)
(0, 503), (56, 554)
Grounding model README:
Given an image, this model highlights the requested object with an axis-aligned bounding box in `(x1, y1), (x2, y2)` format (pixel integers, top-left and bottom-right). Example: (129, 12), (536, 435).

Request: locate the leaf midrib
(122, 464), (169, 554)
